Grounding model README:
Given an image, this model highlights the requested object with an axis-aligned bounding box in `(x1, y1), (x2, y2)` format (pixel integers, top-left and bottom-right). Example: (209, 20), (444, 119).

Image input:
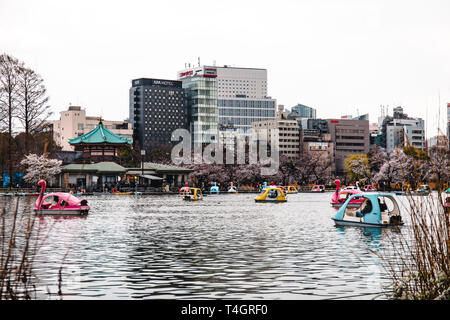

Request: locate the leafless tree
(0, 53), (22, 183)
(16, 66), (51, 153)
(0, 54), (21, 134)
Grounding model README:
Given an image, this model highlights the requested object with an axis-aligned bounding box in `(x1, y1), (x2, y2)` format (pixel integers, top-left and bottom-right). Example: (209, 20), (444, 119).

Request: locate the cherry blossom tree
(373, 149), (404, 190)
(20, 153), (62, 184)
(423, 144), (450, 188)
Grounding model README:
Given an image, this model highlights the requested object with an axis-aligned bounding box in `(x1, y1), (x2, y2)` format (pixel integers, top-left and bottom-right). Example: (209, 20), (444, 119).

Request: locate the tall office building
(326, 118), (370, 175)
(178, 65), (276, 138)
(178, 68), (218, 145)
(129, 78), (187, 153)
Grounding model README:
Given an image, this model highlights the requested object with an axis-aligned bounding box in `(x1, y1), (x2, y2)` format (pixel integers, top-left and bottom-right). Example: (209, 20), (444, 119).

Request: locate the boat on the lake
(342, 181), (362, 191)
(183, 187), (203, 201)
(179, 183), (190, 196)
(34, 180), (90, 216)
(210, 182), (219, 194)
(332, 193), (403, 228)
(286, 185), (298, 194)
(331, 179), (364, 208)
(311, 184), (325, 192)
(228, 182), (238, 194)
(112, 191), (134, 195)
(255, 186), (287, 203)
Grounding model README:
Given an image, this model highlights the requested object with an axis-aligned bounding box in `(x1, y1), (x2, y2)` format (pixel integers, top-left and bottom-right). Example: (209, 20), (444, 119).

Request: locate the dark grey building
(129, 78), (187, 153)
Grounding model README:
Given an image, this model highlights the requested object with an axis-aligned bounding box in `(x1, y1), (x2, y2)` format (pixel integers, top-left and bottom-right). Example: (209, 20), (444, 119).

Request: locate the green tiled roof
(69, 121), (132, 145)
(62, 162), (127, 174)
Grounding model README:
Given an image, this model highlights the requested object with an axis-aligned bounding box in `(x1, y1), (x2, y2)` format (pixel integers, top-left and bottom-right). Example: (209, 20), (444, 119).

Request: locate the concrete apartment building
(252, 106), (300, 157)
(380, 106), (425, 151)
(178, 65), (276, 138)
(52, 106), (132, 151)
(326, 118), (370, 175)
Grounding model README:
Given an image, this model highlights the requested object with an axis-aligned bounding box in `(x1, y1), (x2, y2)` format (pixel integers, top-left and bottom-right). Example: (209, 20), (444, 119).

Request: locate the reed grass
(0, 198), (36, 299)
(381, 192), (449, 300)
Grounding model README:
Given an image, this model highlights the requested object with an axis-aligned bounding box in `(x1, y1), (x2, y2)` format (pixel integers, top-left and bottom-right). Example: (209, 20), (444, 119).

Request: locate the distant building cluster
(48, 62), (446, 177)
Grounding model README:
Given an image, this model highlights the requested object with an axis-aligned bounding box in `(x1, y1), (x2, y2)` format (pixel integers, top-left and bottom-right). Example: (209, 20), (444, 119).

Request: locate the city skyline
(1, 0), (449, 138)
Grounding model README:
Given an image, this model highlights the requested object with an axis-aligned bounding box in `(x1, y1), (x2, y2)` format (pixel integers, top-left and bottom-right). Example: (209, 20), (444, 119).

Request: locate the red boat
(331, 179), (364, 208)
(34, 180), (90, 216)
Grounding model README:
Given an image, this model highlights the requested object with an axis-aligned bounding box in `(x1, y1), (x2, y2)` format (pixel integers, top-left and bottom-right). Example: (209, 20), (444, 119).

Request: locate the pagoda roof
(69, 120), (132, 145)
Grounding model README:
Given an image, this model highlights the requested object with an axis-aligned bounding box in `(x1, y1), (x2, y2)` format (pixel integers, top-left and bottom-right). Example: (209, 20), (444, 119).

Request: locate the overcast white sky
(1, 0), (449, 138)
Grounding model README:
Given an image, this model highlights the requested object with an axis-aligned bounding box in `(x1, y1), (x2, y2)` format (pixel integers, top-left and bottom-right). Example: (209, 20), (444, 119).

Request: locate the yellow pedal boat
(255, 187), (287, 203)
(183, 188), (203, 201)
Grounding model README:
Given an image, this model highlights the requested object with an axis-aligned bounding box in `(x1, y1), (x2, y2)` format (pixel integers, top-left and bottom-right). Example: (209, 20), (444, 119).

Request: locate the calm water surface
(1, 192), (410, 300)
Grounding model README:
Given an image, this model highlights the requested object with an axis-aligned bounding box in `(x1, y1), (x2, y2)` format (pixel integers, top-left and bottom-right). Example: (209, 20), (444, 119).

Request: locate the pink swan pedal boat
(331, 179), (365, 208)
(34, 180), (90, 216)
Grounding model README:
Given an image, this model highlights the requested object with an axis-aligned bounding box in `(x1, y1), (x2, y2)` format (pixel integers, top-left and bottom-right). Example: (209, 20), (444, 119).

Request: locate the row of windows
(336, 128), (366, 133)
(143, 88), (183, 94)
(144, 115), (182, 120)
(144, 95), (182, 100)
(219, 108), (275, 117)
(280, 144), (299, 148)
(219, 117), (274, 126)
(144, 125), (183, 132)
(336, 142), (365, 147)
(144, 107), (184, 113)
(336, 136), (365, 140)
(143, 102), (183, 107)
(218, 99), (275, 108)
(338, 149), (366, 153)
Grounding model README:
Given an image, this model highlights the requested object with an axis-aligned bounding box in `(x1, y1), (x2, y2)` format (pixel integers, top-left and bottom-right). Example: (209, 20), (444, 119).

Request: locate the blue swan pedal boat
(332, 193), (403, 228)
(210, 182), (219, 194)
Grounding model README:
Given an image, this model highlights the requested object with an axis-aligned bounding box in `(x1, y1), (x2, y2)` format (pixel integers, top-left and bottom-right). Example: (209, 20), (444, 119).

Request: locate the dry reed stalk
(380, 192), (449, 299)
(0, 198), (40, 299)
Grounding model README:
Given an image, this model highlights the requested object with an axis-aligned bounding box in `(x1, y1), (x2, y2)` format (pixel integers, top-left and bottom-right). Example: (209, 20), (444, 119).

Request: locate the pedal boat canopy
(183, 187), (203, 201)
(332, 193), (403, 227)
(255, 187), (287, 203)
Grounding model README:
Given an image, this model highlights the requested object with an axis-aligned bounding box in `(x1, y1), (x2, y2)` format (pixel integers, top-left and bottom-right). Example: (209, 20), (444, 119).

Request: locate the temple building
(69, 119), (132, 164)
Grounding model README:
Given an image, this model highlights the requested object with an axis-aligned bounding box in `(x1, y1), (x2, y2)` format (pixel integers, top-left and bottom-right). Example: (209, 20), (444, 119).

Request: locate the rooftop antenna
(198, 57), (200, 67)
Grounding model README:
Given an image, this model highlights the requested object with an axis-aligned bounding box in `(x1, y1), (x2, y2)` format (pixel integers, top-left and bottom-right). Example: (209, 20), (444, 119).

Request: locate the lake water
(1, 192), (412, 300)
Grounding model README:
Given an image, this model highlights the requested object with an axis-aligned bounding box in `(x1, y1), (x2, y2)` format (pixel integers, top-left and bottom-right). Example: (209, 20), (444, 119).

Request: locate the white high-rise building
(214, 65), (268, 99)
(178, 65), (276, 138)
